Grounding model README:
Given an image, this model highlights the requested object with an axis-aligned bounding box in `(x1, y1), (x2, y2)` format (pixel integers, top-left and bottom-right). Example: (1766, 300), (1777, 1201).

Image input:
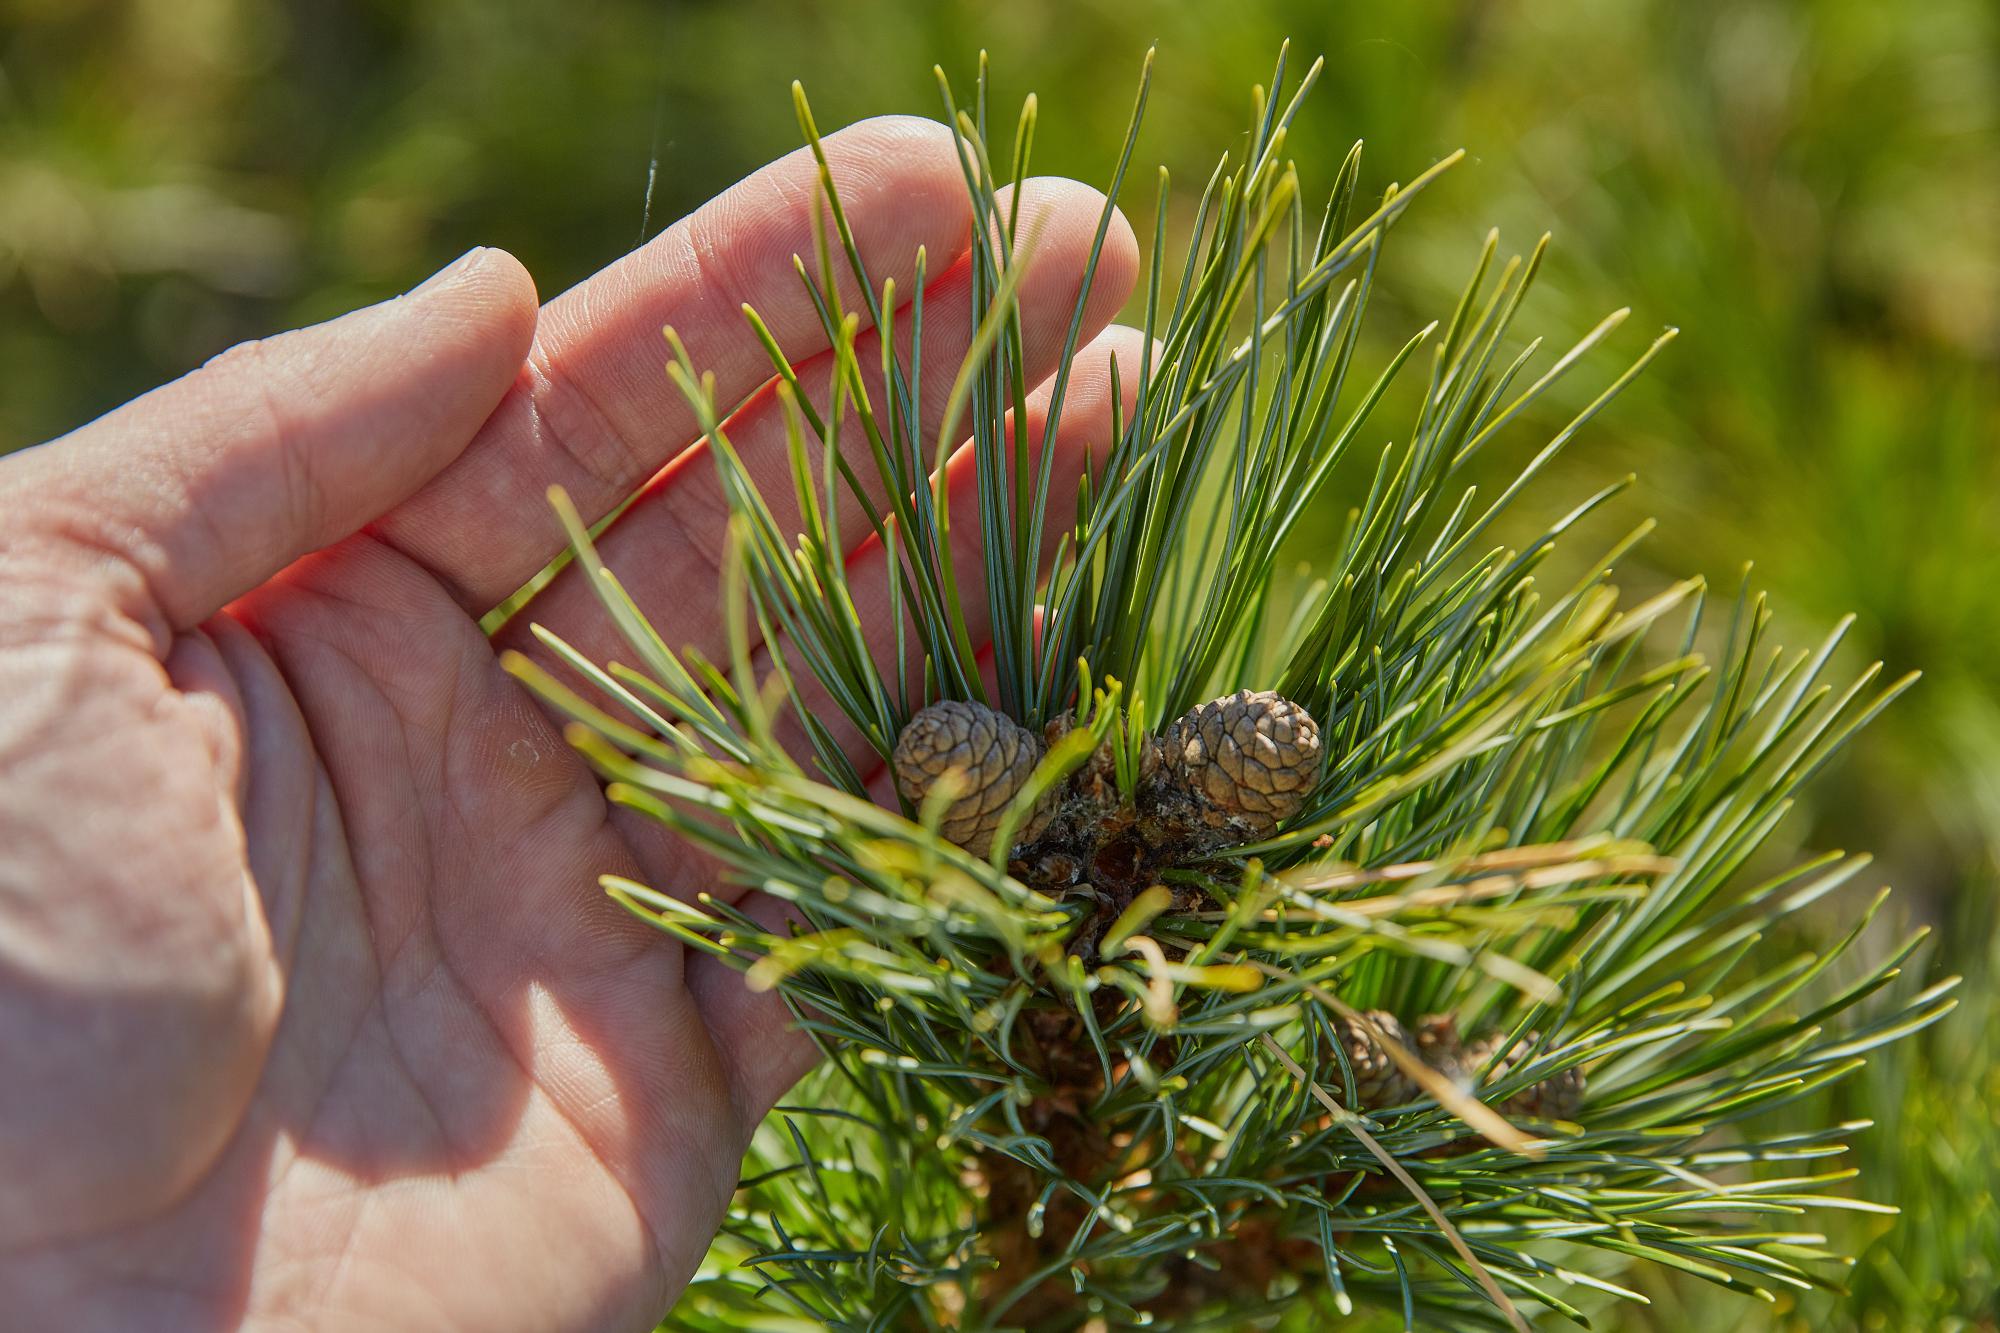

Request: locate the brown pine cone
(1504, 1065), (1585, 1122)
(1459, 1030), (1585, 1122)
(1413, 1012), (1464, 1067)
(891, 700), (1054, 857)
(1332, 1014), (1587, 1123)
(1331, 1010), (1418, 1109)
(1160, 690), (1322, 843)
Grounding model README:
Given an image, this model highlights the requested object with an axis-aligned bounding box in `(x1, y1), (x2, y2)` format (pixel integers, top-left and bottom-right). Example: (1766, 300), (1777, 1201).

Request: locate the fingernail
(409, 246), (487, 298)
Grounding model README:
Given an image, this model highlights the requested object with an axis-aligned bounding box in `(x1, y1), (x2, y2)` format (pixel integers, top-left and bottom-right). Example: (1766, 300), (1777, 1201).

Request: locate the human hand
(0, 117), (1139, 1331)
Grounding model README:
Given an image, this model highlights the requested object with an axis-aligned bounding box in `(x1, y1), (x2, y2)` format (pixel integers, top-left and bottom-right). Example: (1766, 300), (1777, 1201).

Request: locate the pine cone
(1332, 1013), (1587, 1122)
(1460, 1030), (1585, 1122)
(1504, 1065), (1585, 1122)
(1161, 690), (1322, 842)
(1413, 1012), (1463, 1067)
(1332, 1010), (1418, 1109)
(892, 700), (1054, 857)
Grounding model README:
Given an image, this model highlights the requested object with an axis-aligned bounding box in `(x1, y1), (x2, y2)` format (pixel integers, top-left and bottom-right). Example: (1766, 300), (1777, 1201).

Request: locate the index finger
(373, 115), (977, 612)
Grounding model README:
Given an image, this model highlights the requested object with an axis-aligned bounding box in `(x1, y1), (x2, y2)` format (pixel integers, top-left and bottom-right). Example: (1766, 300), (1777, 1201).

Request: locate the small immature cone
(892, 700), (1054, 858)
(1332, 1012), (1586, 1121)
(1506, 1063), (1585, 1123)
(1413, 1012), (1463, 1067)
(1162, 689), (1322, 842)
(1459, 1029), (1586, 1122)
(1332, 1010), (1419, 1109)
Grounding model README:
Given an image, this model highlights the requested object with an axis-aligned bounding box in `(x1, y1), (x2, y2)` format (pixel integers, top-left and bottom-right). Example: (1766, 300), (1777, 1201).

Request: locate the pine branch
(507, 43), (1959, 1332)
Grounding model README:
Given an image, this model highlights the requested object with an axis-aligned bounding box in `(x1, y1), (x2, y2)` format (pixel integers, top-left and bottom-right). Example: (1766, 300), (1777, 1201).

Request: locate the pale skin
(0, 117), (1141, 1330)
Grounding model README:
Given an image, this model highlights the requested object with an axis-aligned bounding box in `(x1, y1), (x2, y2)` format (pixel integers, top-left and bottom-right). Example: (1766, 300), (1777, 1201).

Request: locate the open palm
(0, 118), (1138, 1330)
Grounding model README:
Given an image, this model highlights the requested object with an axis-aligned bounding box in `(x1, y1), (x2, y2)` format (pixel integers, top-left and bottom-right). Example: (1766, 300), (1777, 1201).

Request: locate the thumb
(8, 247), (538, 641)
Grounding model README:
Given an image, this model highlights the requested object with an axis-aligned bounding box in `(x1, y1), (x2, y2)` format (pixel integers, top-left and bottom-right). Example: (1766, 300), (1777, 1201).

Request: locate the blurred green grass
(4, 1), (1994, 1327)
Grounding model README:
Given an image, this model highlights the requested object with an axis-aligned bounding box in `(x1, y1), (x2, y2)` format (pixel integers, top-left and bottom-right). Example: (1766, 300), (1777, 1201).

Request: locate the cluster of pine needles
(506, 45), (1960, 1332)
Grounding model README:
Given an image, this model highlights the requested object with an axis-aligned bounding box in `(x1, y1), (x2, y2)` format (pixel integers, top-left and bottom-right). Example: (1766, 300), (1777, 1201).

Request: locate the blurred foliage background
(3, 0), (1994, 1327)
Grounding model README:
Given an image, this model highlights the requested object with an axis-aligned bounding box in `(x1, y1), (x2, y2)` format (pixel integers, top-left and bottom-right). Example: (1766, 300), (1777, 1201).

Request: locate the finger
(627, 325), (1146, 911)
(8, 248), (538, 646)
(763, 325), (1151, 779)
(586, 326), (1142, 916)
(675, 329), (1143, 1124)
(374, 116), (980, 612)
(504, 177), (1139, 678)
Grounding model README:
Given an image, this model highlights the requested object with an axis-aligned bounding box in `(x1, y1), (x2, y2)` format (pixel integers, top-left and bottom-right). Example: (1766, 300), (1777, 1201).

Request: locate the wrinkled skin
(0, 117), (1141, 1330)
